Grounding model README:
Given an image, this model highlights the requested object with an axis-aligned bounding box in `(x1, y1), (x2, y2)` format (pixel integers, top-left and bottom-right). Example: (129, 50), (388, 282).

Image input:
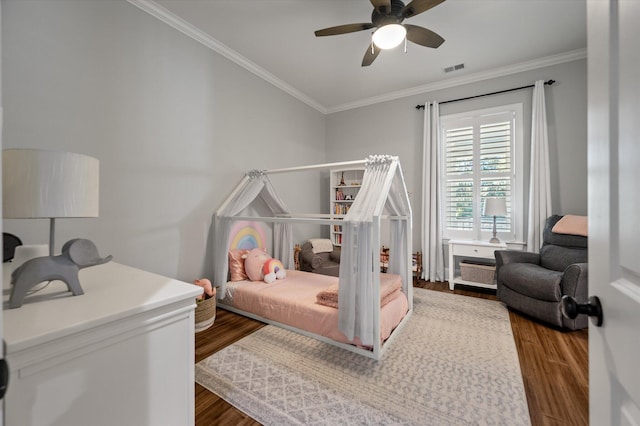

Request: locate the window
(440, 104), (524, 241)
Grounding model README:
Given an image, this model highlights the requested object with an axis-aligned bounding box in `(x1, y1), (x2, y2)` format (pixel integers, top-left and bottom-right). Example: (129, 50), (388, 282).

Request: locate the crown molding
(326, 48), (587, 113)
(127, 0), (585, 116)
(127, 0), (327, 114)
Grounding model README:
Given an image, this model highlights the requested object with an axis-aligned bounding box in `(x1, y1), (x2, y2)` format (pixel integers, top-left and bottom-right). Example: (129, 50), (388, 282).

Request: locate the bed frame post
(405, 215), (413, 311)
(372, 214), (382, 359)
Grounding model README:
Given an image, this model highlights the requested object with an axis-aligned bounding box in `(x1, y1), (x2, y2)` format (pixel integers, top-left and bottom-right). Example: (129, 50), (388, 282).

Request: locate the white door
(0, 2), (5, 424)
(588, 0), (640, 424)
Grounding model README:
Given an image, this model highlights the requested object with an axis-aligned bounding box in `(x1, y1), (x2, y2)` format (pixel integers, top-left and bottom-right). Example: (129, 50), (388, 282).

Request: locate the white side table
(448, 240), (507, 290)
(3, 262), (202, 426)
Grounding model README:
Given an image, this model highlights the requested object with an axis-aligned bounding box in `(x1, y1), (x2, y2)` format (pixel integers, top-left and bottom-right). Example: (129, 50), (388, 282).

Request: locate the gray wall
(2, 0), (326, 281)
(326, 59), (588, 251)
(2, 0), (587, 281)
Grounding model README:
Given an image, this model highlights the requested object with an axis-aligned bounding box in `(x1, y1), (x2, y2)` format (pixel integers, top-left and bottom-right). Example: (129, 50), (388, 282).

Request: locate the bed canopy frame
(213, 155), (413, 360)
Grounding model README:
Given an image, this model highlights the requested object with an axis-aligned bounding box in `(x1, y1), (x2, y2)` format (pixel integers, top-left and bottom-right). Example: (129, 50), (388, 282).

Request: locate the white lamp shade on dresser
(3, 149), (99, 218)
(482, 197), (507, 217)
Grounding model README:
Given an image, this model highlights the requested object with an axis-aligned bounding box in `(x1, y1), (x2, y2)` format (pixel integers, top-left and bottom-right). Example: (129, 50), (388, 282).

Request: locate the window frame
(440, 103), (524, 242)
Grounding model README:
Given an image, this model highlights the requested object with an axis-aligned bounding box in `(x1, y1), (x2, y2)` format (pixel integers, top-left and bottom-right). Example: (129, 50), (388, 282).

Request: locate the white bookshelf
(330, 167), (364, 246)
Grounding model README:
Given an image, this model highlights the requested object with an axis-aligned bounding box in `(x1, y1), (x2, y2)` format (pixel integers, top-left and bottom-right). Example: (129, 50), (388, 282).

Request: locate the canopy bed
(212, 155), (413, 360)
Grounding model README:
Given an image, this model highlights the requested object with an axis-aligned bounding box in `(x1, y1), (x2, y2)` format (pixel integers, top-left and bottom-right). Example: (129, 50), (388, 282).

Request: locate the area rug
(195, 289), (531, 425)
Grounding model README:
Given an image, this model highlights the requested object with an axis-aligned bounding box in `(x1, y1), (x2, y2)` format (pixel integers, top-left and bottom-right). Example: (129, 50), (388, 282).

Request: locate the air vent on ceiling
(444, 63), (465, 73)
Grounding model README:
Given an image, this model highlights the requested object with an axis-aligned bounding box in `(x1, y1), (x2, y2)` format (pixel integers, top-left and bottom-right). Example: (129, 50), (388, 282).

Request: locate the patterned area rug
(195, 289), (531, 425)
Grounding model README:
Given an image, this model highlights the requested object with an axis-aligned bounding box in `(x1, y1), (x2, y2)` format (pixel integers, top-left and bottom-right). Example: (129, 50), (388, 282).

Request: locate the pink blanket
(222, 270), (408, 347)
(316, 273), (402, 309)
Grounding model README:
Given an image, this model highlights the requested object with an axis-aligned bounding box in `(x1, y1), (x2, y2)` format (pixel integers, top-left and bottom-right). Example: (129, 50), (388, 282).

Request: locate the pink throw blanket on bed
(316, 274), (402, 309)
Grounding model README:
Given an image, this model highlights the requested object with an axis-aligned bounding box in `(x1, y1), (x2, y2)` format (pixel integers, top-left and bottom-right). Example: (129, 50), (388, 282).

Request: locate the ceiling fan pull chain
(371, 39), (375, 54)
(404, 35), (407, 53)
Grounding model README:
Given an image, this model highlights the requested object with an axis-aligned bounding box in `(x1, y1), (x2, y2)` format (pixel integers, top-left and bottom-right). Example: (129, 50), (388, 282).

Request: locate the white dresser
(3, 262), (202, 426)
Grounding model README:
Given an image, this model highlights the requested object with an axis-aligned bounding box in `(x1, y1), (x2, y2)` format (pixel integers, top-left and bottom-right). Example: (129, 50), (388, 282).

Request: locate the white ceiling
(134, 0), (586, 113)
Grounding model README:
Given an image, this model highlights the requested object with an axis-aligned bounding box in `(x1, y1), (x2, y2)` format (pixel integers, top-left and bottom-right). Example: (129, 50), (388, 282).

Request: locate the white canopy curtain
(421, 101), (446, 282)
(527, 80), (552, 252)
(338, 155), (411, 346)
(213, 170), (293, 296)
(386, 170), (412, 288)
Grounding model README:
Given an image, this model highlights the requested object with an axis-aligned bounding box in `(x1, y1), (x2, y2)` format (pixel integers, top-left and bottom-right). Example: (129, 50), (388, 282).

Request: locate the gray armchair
(298, 240), (341, 277)
(495, 215), (588, 330)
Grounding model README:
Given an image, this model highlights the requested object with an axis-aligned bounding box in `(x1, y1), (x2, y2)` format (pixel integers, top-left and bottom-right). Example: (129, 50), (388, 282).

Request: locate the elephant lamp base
(9, 266), (85, 309)
(8, 238), (112, 309)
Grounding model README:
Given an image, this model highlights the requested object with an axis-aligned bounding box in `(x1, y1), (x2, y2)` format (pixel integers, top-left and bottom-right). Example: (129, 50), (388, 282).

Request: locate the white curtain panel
(421, 102), (446, 282)
(213, 172), (292, 296)
(338, 155), (410, 346)
(527, 80), (553, 253)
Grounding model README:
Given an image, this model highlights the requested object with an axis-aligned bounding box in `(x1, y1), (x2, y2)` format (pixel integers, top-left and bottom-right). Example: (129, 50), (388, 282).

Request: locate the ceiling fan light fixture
(372, 24), (406, 49)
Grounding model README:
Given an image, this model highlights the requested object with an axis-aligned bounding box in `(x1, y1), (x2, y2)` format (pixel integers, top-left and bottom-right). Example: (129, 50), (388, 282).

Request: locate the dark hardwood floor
(194, 281), (588, 426)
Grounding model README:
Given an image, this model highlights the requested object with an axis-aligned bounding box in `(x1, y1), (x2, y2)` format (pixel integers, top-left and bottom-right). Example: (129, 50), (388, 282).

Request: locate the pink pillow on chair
(552, 215), (588, 237)
(228, 249), (250, 281)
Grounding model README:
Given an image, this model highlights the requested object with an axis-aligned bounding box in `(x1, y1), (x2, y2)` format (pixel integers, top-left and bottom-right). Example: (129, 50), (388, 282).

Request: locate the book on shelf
(333, 204), (351, 215)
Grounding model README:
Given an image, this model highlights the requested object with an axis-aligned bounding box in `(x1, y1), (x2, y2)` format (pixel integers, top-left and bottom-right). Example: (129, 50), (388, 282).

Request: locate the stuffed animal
(194, 278), (215, 301)
(244, 248), (286, 283)
(262, 258), (286, 284)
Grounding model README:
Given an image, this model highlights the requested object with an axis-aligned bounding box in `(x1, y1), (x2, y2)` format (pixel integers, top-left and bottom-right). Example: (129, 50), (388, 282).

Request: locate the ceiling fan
(314, 0), (446, 66)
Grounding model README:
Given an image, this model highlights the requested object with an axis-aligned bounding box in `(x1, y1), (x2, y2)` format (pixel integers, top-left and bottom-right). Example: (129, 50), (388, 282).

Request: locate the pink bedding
(221, 270), (408, 347)
(316, 275), (402, 309)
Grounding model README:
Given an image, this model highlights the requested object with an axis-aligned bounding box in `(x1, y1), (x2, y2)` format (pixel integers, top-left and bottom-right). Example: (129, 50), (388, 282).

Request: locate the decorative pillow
(244, 248), (271, 282)
(228, 249), (250, 281)
(552, 215), (588, 237)
(262, 258), (286, 284)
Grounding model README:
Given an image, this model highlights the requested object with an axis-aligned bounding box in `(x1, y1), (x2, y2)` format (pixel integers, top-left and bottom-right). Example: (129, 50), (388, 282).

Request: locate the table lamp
(482, 197), (507, 243)
(3, 149), (108, 308)
(3, 149), (99, 254)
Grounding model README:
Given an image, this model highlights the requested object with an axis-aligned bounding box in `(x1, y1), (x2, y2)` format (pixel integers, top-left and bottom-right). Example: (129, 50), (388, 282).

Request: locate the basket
(194, 296), (216, 333)
(460, 261), (496, 285)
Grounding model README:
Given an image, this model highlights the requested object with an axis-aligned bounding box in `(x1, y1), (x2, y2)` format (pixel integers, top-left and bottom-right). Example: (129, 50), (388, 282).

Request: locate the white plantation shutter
(441, 105), (523, 241)
(479, 121), (512, 233)
(444, 126), (474, 231)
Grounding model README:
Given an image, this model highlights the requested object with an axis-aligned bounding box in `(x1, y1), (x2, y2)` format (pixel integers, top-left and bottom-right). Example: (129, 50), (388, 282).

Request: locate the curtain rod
(415, 79), (555, 110)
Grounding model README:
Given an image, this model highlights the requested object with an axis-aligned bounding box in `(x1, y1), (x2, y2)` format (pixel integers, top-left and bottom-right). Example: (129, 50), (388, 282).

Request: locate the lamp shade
(3, 149), (99, 218)
(372, 24), (406, 49)
(482, 197), (507, 216)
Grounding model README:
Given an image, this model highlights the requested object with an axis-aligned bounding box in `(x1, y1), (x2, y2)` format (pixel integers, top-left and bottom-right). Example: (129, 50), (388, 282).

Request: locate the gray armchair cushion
(540, 245), (588, 272)
(299, 240), (340, 277)
(301, 249), (324, 269)
(561, 263), (588, 299)
(495, 250), (540, 267)
(329, 246), (341, 262)
(499, 263), (563, 302)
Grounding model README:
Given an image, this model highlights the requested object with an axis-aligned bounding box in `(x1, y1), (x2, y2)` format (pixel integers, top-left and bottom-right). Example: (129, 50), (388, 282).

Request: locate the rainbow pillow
(262, 258), (286, 284)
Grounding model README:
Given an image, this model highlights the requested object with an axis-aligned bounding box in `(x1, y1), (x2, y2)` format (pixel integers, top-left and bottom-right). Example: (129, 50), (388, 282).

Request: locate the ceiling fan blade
(362, 44), (381, 67)
(405, 24), (445, 48)
(315, 23), (375, 37)
(370, 0), (392, 14)
(402, 0), (446, 18)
